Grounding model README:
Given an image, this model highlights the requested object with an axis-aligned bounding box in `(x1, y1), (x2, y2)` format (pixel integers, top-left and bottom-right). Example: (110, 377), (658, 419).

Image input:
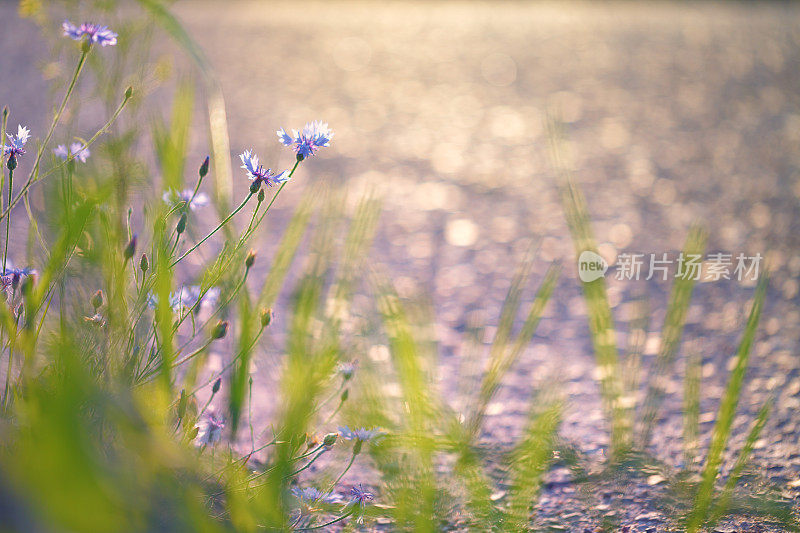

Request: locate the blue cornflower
(162, 189), (209, 211)
(276, 121), (333, 159)
(291, 487), (341, 505)
(62, 20), (118, 47)
(348, 484), (374, 522)
(195, 411), (225, 446)
(4, 125), (30, 159)
(239, 150), (289, 187)
(337, 360), (359, 380)
(147, 286), (220, 312)
(1, 261), (36, 291)
(338, 426), (384, 443)
(54, 142), (90, 163)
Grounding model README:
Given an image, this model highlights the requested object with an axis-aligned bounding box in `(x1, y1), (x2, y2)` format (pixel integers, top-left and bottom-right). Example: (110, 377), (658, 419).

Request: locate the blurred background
(2, 0), (799, 520)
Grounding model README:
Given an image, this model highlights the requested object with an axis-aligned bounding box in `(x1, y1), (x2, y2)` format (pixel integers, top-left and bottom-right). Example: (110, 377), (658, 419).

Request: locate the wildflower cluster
(0, 13), (391, 532)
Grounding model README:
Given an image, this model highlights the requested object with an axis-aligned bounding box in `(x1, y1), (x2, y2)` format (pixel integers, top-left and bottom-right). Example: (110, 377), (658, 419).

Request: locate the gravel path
(4, 2), (800, 530)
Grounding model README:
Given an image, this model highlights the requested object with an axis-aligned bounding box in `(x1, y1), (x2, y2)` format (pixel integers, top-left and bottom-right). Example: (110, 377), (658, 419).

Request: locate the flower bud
(91, 289), (104, 310)
(187, 425), (199, 440)
(296, 152), (305, 162)
(199, 156), (210, 178)
(177, 389), (188, 418)
(260, 308), (273, 327)
(353, 439), (363, 456)
(249, 179), (262, 194)
(257, 188), (265, 203)
(176, 212), (187, 234)
(123, 234), (137, 260)
(6, 153), (17, 171)
(140, 253), (149, 273)
(211, 320), (228, 340)
(212, 378), (221, 394)
(245, 250), (256, 269)
(323, 433), (338, 447)
(124, 86), (133, 99)
(341, 389), (349, 402)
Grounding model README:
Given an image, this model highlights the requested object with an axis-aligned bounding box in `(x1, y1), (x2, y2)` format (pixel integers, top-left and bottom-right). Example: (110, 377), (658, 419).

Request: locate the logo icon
(578, 250), (608, 282)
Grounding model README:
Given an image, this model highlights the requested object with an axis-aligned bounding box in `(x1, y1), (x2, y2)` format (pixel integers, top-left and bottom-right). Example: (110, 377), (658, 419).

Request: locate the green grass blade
(468, 264), (560, 438)
(639, 225), (707, 447)
(372, 273), (437, 531)
(136, 0), (233, 213)
(623, 292), (649, 434)
(256, 191), (316, 311)
(505, 396), (561, 531)
(708, 397), (773, 527)
(686, 273), (768, 532)
(683, 347), (702, 469)
(152, 81), (194, 192)
(548, 117), (626, 457)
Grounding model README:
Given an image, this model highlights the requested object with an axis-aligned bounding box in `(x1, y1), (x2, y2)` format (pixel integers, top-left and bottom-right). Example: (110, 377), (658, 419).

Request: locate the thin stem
(0, 109), (8, 218)
(171, 338), (213, 369)
(249, 377), (255, 452)
(3, 168), (12, 274)
(3, 317), (18, 407)
(293, 508), (355, 531)
(198, 388), (218, 420)
(0, 85), (130, 221)
(170, 192), (253, 267)
(288, 447), (328, 478)
(29, 50), (88, 188)
(327, 452), (356, 492)
(235, 160), (300, 249)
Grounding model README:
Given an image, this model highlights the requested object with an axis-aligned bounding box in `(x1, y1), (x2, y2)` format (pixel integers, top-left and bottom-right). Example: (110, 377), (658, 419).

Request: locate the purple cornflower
(348, 484), (373, 523)
(337, 360), (359, 380)
(1, 263), (36, 292)
(3, 125), (30, 159)
(62, 20), (118, 47)
(147, 286), (220, 313)
(239, 150), (289, 187)
(54, 142), (90, 163)
(276, 121), (333, 159)
(195, 411), (225, 446)
(338, 426), (384, 443)
(162, 189), (209, 211)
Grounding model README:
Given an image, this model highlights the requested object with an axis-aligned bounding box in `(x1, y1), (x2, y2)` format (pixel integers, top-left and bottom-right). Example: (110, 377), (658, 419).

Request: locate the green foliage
(0, 3), (788, 532)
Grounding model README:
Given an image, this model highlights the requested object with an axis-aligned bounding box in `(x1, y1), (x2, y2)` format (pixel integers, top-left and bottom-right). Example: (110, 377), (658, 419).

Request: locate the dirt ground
(3, 2), (800, 530)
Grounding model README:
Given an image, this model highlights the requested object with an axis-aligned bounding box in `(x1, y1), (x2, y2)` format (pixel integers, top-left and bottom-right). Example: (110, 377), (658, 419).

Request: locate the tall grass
(0, 2), (790, 531)
(549, 115), (791, 529)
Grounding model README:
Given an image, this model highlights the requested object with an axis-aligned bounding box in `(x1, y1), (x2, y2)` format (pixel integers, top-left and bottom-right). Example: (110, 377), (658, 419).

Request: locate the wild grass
(549, 116), (794, 531)
(0, 2), (792, 532)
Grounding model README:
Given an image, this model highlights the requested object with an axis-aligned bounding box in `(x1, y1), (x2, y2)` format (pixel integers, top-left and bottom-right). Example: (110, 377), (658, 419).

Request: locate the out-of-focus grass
(0, 2), (793, 531)
(639, 225), (708, 448)
(686, 274), (768, 531)
(550, 115), (793, 529)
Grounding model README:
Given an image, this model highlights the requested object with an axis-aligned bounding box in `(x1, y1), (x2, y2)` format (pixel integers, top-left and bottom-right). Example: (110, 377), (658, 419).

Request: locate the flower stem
(170, 192), (253, 267)
(327, 451), (357, 492)
(295, 509), (355, 531)
(29, 50), (88, 184)
(3, 168), (13, 274)
(288, 447), (328, 478)
(0, 83), (131, 221)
